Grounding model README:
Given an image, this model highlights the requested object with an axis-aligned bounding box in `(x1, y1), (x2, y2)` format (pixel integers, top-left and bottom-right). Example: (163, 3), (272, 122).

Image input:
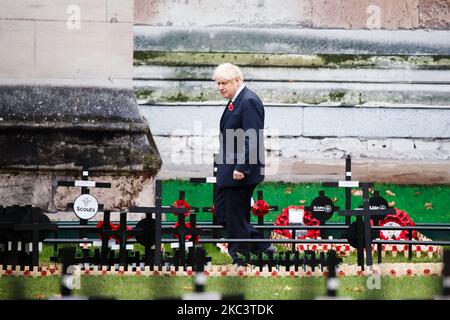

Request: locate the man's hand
(233, 170), (245, 180)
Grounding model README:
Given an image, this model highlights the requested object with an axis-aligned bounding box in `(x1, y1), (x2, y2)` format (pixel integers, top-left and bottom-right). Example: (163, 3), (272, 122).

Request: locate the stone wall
(131, 0), (450, 184)
(1, 0), (134, 87)
(139, 103), (450, 184)
(134, 0), (450, 30)
(0, 0), (161, 211)
(133, 27), (450, 183)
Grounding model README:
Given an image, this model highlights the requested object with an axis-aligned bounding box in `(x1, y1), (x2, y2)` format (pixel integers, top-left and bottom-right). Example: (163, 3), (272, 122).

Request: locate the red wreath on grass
(172, 222), (200, 242)
(251, 200), (270, 218)
(173, 199), (191, 217)
(273, 205), (321, 239)
(376, 208), (418, 240)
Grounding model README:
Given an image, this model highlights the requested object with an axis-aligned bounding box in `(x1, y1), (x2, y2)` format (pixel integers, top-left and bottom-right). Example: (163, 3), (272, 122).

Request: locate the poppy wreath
(251, 200), (270, 218)
(173, 199), (191, 217)
(377, 208), (418, 240)
(172, 222), (200, 242)
(273, 205), (320, 239)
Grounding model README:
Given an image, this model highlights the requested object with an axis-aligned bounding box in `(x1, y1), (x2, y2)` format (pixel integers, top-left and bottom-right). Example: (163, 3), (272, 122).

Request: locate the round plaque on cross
(73, 194), (99, 220)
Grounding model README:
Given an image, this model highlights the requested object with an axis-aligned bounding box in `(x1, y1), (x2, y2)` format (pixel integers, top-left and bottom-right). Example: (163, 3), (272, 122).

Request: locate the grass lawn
(0, 275), (442, 300)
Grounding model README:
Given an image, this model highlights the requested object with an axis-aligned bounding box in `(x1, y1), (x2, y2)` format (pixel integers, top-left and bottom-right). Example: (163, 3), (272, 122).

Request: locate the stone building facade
(133, 0), (450, 184)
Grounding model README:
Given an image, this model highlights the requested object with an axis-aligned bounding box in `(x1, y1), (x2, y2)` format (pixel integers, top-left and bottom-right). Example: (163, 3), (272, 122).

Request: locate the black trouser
(215, 184), (270, 256)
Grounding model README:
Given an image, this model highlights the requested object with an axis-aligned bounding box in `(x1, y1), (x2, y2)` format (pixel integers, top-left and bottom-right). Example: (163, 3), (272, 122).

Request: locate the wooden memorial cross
(97, 211), (142, 267)
(318, 155), (355, 226)
(14, 206), (57, 267)
(129, 180), (188, 268)
(255, 190), (278, 225)
(177, 190), (200, 214)
(327, 182), (395, 268)
(0, 206), (13, 266)
(57, 164), (111, 249)
(190, 153), (220, 238)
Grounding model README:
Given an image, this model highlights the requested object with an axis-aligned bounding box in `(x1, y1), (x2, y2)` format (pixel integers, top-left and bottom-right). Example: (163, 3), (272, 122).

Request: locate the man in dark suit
(212, 63), (276, 264)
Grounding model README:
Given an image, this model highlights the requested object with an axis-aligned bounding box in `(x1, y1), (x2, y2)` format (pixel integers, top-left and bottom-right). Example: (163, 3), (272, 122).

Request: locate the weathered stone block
(419, 0), (450, 29)
(0, 173), (155, 212)
(0, 0), (108, 22)
(320, 138), (364, 155)
(53, 174), (155, 211)
(303, 106), (450, 138)
(0, 86), (144, 124)
(111, 23), (134, 79)
(134, 0), (312, 27)
(108, 0), (134, 23)
(139, 105), (221, 136)
(134, 26), (450, 55)
(312, 0), (419, 30)
(35, 21), (110, 81)
(0, 20), (35, 77)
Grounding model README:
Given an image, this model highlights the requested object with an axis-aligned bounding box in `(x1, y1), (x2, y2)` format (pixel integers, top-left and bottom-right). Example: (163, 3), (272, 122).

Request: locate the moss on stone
(134, 51), (450, 69)
(142, 153), (162, 172)
(134, 51), (325, 67)
(166, 92), (190, 102)
(135, 89), (154, 99)
(328, 91), (346, 102)
(317, 54), (371, 66)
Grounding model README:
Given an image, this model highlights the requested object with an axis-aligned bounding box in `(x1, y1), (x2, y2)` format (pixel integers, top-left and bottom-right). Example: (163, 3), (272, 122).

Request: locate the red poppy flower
(173, 199), (191, 217)
(228, 102), (234, 111)
(251, 200), (270, 217)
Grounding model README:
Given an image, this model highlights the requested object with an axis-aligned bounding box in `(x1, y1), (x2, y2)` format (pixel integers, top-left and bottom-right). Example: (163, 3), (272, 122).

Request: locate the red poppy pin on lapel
(228, 102), (234, 111)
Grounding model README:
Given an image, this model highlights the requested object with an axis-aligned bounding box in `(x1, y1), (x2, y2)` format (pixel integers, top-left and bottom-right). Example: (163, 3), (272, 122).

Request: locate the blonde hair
(212, 63), (244, 82)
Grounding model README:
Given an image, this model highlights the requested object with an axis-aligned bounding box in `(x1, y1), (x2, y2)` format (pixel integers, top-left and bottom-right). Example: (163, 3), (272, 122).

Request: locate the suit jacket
(216, 86), (265, 187)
